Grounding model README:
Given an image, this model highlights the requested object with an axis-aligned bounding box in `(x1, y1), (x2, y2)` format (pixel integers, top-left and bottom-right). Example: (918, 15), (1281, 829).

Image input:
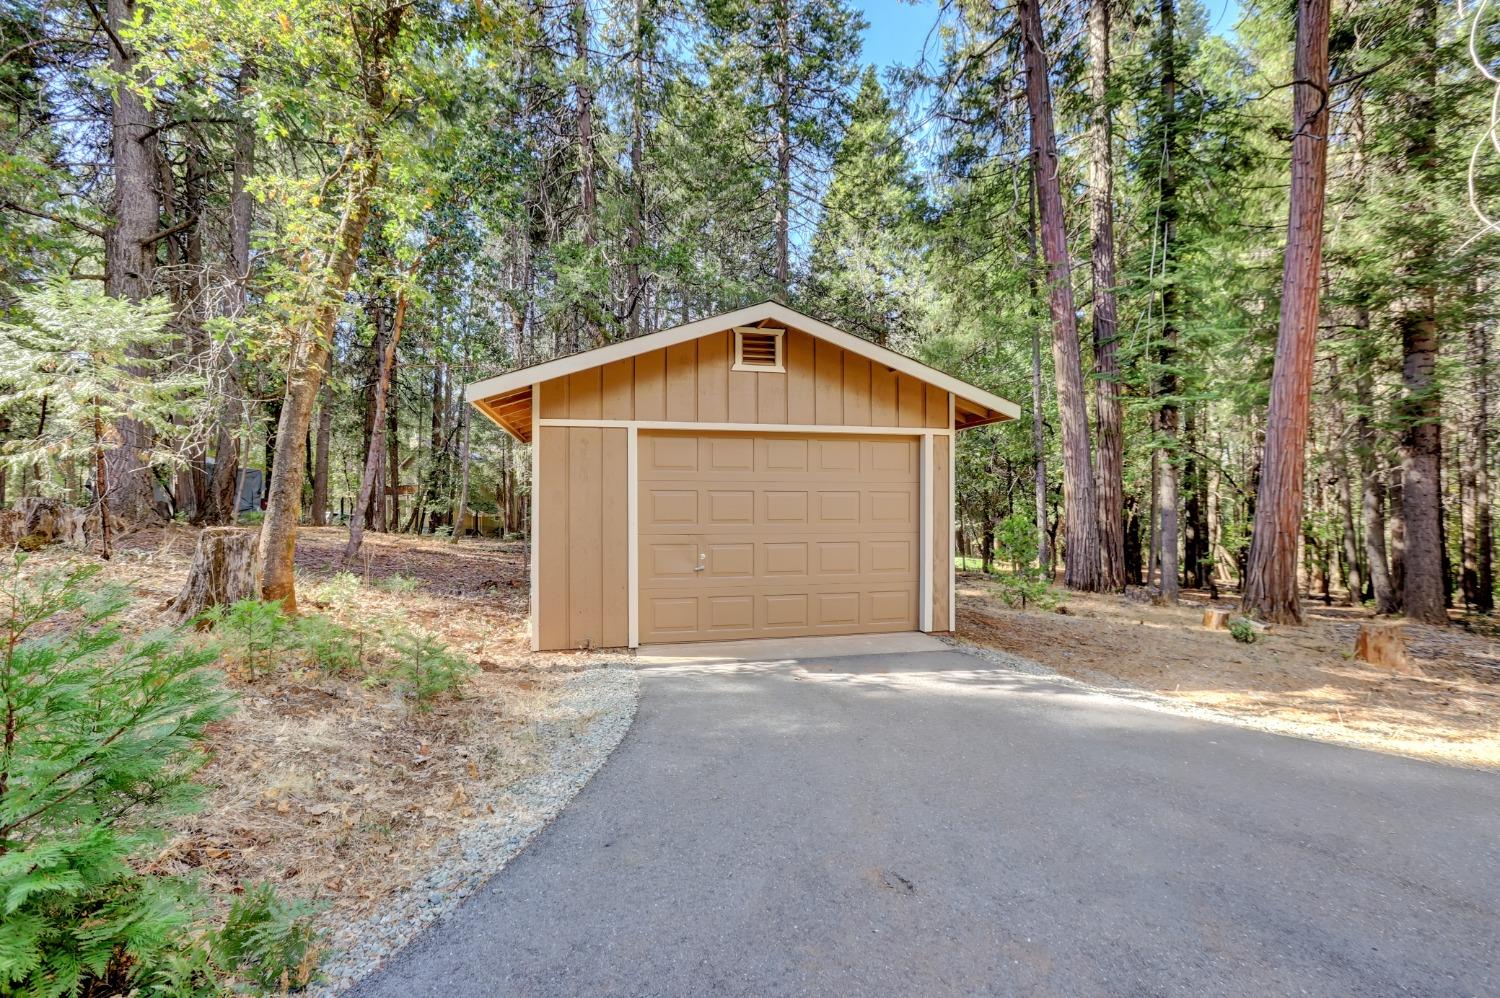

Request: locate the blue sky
(853, 0), (1244, 76)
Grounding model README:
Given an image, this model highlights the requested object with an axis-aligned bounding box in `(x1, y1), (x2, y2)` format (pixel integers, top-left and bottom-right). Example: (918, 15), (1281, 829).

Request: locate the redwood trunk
(1089, 0), (1125, 592)
(1017, 0), (1101, 591)
(1240, 0), (1331, 623)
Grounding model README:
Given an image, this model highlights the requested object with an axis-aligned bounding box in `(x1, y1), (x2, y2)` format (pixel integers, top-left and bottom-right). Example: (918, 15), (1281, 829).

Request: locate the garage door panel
(704, 542), (753, 579)
(638, 431), (920, 644)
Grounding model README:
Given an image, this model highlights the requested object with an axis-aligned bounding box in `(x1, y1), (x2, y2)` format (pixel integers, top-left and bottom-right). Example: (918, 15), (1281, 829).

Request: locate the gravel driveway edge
(314, 664), (641, 995)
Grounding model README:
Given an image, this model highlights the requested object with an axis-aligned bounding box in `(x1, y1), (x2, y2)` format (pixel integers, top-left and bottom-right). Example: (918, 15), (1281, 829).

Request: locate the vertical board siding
(843, 354), (872, 426)
(567, 426), (603, 647)
(665, 341), (697, 421)
(696, 332), (730, 422)
(871, 364), (897, 425)
(814, 338), (842, 424)
(787, 330), (816, 423)
(536, 425), (632, 650)
(537, 426), (570, 649)
(897, 374), (925, 428)
(601, 359), (634, 419)
(635, 349), (666, 419)
(568, 368), (602, 419)
(539, 326), (962, 431)
(926, 385), (949, 429)
(601, 428), (629, 647)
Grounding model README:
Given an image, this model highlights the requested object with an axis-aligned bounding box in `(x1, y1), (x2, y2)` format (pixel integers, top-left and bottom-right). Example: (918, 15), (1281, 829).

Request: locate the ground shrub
(1229, 617), (1258, 644)
(377, 625), (476, 712)
(375, 573), (423, 594)
(203, 597), (296, 680)
(991, 513), (1062, 611)
(213, 881), (322, 991)
(0, 556), (320, 995)
(294, 612), (366, 676)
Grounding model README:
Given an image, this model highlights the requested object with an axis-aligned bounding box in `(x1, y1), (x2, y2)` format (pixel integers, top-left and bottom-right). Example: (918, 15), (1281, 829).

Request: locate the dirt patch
(957, 573), (1500, 770)
(17, 525), (618, 948)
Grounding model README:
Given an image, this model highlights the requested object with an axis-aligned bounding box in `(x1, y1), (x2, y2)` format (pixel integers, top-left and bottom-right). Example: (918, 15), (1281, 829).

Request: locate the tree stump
(1355, 622), (1420, 675)
(169, 527), (262, 621)
(1203, 608), (1232, 630)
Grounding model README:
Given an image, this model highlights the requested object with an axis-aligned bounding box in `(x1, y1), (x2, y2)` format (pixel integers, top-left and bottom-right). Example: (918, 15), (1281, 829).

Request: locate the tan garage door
(638, 431), (920, 644)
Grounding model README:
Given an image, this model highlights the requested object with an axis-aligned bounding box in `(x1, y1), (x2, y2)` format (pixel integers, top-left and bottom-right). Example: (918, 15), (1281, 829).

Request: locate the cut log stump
(1, 499), (93, 550)
(1203, 608), (1232, 631)
(169, 527), (262, 621)
(1355, 622), (1421, 676)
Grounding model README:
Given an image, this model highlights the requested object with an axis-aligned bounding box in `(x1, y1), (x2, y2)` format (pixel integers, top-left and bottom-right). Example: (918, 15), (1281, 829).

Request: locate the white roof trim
(465, 301), (1020, 421)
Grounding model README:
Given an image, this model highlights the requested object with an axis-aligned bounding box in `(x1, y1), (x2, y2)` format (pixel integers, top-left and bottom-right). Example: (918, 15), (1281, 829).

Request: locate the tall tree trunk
(345, 290), (406, 563)
(1393, 0), (1445, 624)
(387, 357), (401, 532)
(1089, 0), (1125, 592)
(451, 402), (472, 543)
(1355, 348), (1397, 613)
(311, 383), (332, 527)
(1018, 0), (1101, 591)
(1026, 169), (1050, 572)
(258, 123), (388, 608)
(623, 0), (649, 336)
(1478, 311), (1494, 613)
(102, 0), (161, 524)
(202, 68), (255, 525)
(1331, 358), (1363, 604)
(572, 0), (599, 272)
(1154, 0), (1181, 604)
(1240, 0), (1331, 623)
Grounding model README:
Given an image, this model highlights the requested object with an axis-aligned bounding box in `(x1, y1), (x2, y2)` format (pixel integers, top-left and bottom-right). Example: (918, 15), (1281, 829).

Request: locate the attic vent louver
(733, 327), (785, 372)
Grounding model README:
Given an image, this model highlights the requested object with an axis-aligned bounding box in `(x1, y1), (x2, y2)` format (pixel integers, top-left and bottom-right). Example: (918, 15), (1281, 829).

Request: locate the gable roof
(466, 301), (1019, 441)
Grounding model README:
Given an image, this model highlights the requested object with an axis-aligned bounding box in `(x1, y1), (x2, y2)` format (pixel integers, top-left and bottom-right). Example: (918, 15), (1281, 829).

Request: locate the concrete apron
(634, 631), (951, 668)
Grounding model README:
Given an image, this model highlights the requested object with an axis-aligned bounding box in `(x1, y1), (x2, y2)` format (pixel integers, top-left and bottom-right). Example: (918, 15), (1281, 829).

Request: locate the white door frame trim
(920, 432), (934, 632)
(529, 384), (540, 652)
(627, 426), (640, 648)
(540, 418), (951, 437)
(949, 395), (956, 632)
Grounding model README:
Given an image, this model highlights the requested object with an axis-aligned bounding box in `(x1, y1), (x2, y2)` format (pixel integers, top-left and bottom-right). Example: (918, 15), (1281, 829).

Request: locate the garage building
(466, 301), (1019, 650)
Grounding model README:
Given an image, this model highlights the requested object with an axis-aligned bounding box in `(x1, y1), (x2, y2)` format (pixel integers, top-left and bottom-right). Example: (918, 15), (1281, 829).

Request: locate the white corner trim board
(920, 432), (934, 633)
(626, 426), (639, 649)
(529, 384), (540, 652)
(465, 300), (1020, 422)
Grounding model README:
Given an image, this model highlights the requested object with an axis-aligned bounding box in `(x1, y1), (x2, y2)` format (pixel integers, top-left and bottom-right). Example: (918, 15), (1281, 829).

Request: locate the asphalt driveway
(352, 634), (1500, 996)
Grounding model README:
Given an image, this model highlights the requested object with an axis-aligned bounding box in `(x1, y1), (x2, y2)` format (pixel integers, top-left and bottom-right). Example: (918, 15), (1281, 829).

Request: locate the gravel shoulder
(314, 664), (639, 994)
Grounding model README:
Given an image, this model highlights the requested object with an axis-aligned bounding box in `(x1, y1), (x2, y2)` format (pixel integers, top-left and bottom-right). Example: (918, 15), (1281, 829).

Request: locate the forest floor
(17, 525), (632, 982)
(956, 572), (1500, 770)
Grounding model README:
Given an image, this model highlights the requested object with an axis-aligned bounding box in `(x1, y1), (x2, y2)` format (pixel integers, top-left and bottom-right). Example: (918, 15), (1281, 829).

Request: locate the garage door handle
(694, 551), (706, 572)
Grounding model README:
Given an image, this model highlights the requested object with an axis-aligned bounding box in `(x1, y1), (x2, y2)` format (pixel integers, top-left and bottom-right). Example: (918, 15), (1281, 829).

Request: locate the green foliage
(203, 598), (296, 680)
(990, 514), (1062, 611)
(1229, 618), (1258, 644)
(307, 571), (364, 607)
(376, 626), (476, 713)
(376, 573), (424, 594)
(293, 612), (366, 677)
(0, 556), (319, 995)
(212, 882), (322, 992)
(0, 280), (208, 490)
